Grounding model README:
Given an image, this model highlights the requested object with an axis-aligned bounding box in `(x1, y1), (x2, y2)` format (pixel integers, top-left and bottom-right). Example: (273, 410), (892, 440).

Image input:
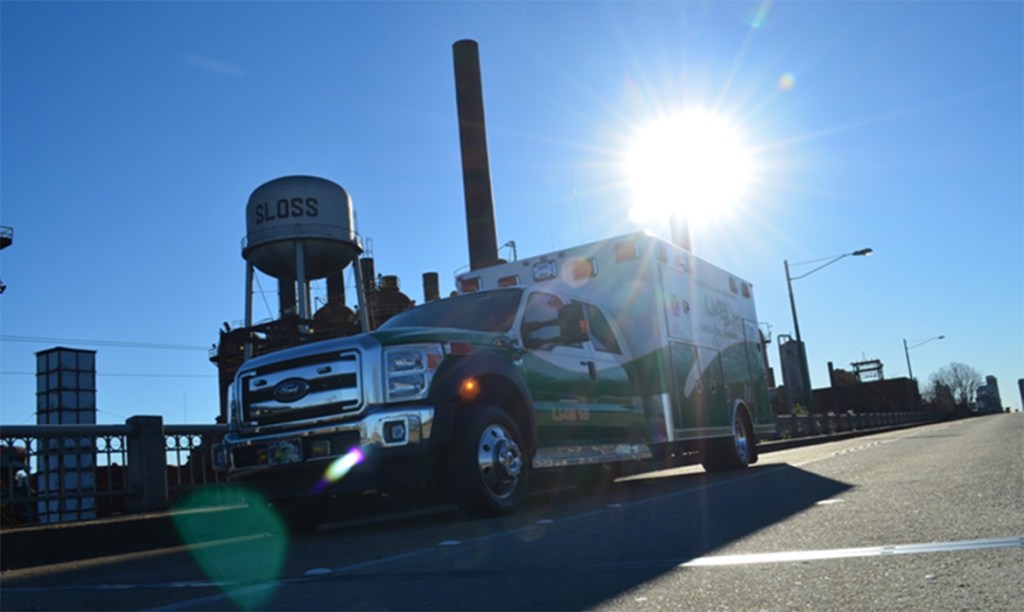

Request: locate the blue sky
(2, 1), (1021, 426)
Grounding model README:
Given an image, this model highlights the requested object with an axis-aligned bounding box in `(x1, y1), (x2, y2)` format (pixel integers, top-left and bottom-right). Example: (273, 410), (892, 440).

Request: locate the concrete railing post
(127, 416), (168, 513)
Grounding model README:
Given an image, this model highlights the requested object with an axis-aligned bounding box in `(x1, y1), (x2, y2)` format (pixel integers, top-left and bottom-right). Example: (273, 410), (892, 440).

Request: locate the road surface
(2, 413), (1021, 610)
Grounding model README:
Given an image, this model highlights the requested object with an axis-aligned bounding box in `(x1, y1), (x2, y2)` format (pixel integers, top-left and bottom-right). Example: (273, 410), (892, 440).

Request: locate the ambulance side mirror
(557, 302), (590, 345)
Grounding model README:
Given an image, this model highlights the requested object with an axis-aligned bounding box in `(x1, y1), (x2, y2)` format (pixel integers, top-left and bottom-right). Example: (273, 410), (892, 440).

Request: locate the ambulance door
(670, 341), (707, 432)
(518, 291), (597, 445)
(582, 302), (641, 444)
(742, 319), (770, 424)
(697, 346), (728, 429)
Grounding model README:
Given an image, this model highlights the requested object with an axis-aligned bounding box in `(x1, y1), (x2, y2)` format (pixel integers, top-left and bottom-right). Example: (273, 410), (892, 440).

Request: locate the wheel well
(459, 373), (535, 456)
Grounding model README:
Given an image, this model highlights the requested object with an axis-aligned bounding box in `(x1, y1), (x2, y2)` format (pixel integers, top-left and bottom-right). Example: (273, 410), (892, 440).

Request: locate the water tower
(241, 176), (369, 336)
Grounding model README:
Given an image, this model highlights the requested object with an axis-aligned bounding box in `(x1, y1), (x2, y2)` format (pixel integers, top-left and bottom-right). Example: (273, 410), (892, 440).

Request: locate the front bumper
(212, 405), (436, 478)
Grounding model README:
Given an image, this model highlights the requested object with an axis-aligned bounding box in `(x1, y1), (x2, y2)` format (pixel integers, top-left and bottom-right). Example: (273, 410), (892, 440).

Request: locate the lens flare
(171, 485), (287, 610)
(779, 73), (796, 90)
(311, 447), (365, 493)
(748, 1), (775, 29)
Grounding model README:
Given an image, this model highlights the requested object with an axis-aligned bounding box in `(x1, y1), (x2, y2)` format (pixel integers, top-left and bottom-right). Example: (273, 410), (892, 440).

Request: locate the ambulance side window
(585, 304), (621, 355)
(522, 292), (578, 350)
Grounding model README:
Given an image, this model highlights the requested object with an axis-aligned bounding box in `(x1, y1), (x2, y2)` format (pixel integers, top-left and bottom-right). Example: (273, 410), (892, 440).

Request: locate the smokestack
(423, 272), (440, 302)
(453, 39), (500, 271)
(326, 272), (345, 305)
(359, 258), (376, 292)
(670, 216), (692, 252)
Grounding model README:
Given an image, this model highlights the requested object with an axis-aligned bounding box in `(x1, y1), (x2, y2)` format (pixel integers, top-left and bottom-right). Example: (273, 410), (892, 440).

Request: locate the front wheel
(701, 408), (756, 473)
(451, 405), (528, 517)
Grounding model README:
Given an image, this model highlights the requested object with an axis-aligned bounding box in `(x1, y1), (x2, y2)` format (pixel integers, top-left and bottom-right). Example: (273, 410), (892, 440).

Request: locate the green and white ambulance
(215, 231), (772, 530)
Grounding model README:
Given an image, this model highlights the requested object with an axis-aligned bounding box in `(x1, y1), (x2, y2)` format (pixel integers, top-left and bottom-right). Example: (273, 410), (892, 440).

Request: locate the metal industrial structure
(210, 40), (510, 422)
(209, 176), (437, 422)
(1, 225), (12, 294)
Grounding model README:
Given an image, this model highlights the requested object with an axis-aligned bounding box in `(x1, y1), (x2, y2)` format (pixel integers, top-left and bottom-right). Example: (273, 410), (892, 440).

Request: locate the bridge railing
(772, 411), (948, 439)
(2, 411), (952, 527)
(1, 417), (228, 528)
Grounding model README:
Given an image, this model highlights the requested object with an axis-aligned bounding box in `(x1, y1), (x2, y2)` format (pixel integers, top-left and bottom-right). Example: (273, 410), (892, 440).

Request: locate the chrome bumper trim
(220, 406), (435, 472)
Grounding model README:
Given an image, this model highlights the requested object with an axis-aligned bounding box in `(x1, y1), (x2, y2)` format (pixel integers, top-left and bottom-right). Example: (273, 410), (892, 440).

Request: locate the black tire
(451, 405), (528, 517)
(701, 408), (756, 473)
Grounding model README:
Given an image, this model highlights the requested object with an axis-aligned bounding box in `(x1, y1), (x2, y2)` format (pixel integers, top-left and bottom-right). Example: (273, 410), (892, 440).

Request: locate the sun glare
(625, 109), (754, 227)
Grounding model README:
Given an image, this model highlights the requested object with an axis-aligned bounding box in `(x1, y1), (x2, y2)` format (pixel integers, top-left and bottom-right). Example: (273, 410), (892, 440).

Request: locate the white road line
(681, 536), (1024, 567)
(16, 535), (1020, 601)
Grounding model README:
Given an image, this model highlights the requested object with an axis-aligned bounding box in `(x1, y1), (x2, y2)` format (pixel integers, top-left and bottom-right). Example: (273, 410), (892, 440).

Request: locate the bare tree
(927, 362), (982, 409)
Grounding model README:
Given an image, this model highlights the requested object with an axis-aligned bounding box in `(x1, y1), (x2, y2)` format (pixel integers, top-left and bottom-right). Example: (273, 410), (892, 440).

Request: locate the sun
(624, 109), (755, 228)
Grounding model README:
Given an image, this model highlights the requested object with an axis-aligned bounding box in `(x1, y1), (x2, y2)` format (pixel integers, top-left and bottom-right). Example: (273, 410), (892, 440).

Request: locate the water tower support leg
(353, 256), (370, 332)
(295, 241), (310, 320)
(244, 263), (254, 360)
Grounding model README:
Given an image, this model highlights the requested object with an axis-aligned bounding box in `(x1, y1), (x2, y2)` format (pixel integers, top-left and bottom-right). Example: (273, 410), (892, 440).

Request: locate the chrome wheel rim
(733, 413), (750, 463)
(477, 423), (523, 500)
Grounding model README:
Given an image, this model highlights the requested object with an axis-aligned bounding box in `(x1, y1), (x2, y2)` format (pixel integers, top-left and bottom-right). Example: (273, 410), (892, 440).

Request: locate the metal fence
(1, 417), (228, 528)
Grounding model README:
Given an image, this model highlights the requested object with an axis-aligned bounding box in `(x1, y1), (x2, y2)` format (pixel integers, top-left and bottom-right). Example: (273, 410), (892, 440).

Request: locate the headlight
(384, 344), (444, 402)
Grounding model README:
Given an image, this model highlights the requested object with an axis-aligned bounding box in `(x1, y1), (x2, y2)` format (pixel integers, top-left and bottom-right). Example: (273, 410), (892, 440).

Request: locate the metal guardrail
(1, 418), (228, 528)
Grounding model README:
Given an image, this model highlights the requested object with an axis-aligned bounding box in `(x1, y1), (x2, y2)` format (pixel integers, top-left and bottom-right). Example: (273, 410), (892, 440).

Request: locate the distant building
(813, 374), (921, 414)
(975, 375), (1003, 414)
(1018, 378), (1023, 412)
(35, 347), (97, 523)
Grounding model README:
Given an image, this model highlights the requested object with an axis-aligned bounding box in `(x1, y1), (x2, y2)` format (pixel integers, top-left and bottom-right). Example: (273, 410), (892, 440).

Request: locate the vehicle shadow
(0, 464), (851, 612)
(301, 463), (852, 611)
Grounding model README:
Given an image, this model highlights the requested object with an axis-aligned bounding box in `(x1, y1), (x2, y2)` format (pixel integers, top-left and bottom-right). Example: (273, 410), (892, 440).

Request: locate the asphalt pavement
(2, 414), (1021, 611)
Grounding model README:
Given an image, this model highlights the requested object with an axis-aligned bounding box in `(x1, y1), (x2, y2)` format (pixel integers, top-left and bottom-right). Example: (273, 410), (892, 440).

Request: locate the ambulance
(215, 230), (772, 530)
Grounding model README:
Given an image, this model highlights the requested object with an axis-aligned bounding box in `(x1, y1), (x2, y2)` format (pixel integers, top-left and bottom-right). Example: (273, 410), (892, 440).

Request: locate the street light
(903, 335), (945, 381)
(785, 248), (873, 344)
(783, 247), (873, 412)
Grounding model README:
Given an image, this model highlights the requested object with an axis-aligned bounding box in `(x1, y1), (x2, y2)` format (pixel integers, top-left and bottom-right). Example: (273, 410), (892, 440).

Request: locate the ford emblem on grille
(273, 378), (310, 403)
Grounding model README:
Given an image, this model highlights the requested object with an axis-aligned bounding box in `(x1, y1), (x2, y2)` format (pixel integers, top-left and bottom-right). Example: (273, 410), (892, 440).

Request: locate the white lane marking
(438, 539), (461, 547)
(681, 536), (1024, 567)
(17, 535), (1018, 599)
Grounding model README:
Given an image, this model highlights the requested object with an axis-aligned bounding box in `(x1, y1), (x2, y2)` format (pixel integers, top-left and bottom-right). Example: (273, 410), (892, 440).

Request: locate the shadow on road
(292, 464), (853, 611)
(0, 464), (852, 612)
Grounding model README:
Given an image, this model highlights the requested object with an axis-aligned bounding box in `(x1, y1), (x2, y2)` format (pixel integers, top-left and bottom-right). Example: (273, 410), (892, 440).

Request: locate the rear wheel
(701, 408), (755, 473)
(451, 405), (528, 517)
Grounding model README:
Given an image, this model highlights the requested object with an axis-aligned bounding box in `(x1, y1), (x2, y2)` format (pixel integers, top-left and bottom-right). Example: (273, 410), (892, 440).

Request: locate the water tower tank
(243, 176), (360, 280)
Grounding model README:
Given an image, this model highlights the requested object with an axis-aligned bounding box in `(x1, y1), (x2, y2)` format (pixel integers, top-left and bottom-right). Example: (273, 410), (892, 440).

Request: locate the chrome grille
(241, 352), (361, 426)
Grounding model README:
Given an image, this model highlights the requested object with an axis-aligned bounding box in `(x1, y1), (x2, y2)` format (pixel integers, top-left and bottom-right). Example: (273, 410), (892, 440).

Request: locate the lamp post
(903, 335), (945, 381)
(783, 247), (873, 413)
